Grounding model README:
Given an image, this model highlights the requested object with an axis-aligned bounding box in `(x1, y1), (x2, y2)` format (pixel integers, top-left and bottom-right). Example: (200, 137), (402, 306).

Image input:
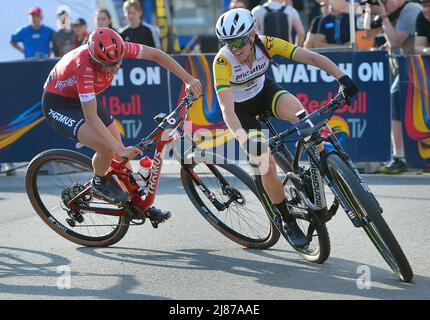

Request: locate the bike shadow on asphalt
(0, 246), (166, 299)
(76, 246), (429, 300)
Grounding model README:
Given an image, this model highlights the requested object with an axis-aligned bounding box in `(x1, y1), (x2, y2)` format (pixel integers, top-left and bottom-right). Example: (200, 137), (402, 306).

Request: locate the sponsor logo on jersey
(48, 109), (76, 127)
(79, 93), (96, 102)
(265, 36), (275, 51)
(215, 57), (227, 65)
(234, 62), (267, 82)
(55, 76), (77, 90)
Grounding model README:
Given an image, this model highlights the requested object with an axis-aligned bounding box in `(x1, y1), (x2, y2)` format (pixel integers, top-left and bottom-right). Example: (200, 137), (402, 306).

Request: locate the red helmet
(87, 28), (124, 65)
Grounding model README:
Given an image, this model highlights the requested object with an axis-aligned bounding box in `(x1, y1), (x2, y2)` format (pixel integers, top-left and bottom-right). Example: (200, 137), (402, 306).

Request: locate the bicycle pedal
(150, 219), (159, 229)
(131, 217), (146, 225)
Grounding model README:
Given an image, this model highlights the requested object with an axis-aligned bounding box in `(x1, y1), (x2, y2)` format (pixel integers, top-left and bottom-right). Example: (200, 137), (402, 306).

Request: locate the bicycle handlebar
(119, 91), (198, 163)
(269, 91), (349, 146)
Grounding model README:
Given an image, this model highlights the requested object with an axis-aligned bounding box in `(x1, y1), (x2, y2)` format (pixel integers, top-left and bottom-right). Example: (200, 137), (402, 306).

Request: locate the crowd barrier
(0, 50), (413, 167)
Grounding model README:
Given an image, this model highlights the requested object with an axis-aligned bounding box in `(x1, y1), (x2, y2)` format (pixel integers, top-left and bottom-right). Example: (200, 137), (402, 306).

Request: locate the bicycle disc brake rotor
(223, 185), (246, 205)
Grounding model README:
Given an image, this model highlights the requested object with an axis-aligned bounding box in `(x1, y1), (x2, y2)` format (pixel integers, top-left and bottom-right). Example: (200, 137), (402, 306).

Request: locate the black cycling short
(42, 91), (114, 141)
(234, 77), (289, 134)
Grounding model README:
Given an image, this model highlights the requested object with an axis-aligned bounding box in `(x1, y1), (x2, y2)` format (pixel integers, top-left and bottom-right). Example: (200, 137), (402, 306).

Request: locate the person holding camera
(364, 0), (422, 173)
(415, 0), (430, 54)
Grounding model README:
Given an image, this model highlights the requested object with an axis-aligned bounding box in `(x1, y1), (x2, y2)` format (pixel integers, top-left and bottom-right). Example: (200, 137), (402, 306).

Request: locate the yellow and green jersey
(213, 35), (297, 102)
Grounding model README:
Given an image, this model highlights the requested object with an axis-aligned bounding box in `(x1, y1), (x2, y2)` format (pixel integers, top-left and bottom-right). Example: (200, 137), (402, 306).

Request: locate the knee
(256, 154), (277, 177)
(95, 145), (115, 159)
(266, 157), (278, 176)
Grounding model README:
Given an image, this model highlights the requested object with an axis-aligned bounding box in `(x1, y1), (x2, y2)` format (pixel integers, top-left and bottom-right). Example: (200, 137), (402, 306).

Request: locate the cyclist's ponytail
(254, 35), (279, 68)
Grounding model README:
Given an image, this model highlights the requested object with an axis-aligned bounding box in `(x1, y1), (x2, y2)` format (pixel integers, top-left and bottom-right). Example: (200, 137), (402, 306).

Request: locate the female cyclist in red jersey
(42, 28), (201, 221)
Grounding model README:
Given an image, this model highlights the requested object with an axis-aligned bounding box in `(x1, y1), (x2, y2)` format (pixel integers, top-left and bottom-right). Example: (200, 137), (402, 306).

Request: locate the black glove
(338, 75), (358, 98)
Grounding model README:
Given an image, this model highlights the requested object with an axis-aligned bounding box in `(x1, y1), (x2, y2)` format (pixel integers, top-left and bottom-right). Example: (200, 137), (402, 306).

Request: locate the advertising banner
(0, 59), (169, 162)
(398, 56), (430, 170)
(170, 51), (392, 163)
(0, 51), (391, 163)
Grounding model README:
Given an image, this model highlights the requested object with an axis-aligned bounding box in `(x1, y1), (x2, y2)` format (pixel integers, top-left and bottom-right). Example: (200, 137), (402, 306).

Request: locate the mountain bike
(26, 92), (280, 248)
(252, 91), (413, 282)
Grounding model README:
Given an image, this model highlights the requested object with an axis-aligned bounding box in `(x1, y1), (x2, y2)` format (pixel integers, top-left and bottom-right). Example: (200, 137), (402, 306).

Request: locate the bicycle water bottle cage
(154, 113), (167, 124)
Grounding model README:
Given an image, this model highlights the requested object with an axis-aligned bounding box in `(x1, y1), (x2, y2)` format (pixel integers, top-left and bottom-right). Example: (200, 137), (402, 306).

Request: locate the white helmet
(215, 8), (256, 41)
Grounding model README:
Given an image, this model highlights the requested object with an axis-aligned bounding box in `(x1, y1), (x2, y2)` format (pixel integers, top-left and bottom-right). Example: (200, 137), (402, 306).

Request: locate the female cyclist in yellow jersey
(213, 8), (358, 248)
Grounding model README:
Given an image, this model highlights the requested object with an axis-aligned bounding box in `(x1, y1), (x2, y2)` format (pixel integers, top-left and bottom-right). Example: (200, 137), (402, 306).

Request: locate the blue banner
(170, 51), (391, 162)
(0, 51), (391, 163)
(0, 59), (169, 162)
(398, 56), (430, 170)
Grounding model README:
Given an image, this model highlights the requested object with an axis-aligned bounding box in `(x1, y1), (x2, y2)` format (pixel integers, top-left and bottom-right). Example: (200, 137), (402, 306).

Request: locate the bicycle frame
(66, 92), (235, 219)
(66, 94), (195, 218)
(265, 92), (382, 227)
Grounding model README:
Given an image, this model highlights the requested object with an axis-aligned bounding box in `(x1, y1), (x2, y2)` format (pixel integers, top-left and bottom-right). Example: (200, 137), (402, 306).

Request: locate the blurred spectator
(325, 0), (360, 14)
(314, 0), (353, 47)
(95, 8), (115, 30)
(230, 0), (250, 9)
(415, 0), (430, 54)
(10, 7), (54, 59)
(52, 5), (75, 57)
(252, 0), (306, 46)
(304, 2), (330, 48)
(120, 0), (161, 48)
(367, 0), (422, 173)
(72, 18), (89, 48)
(248, 0), (264, 10)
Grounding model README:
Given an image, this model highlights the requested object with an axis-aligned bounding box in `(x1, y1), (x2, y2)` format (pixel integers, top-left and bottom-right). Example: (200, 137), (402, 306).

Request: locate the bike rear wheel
(181, 161), (280, 249)
(26, 149), (130, 247)
(325, 153), (413, 282)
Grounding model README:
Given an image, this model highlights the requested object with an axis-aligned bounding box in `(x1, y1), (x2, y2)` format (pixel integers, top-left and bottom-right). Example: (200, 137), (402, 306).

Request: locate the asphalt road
(0, 162), (429, 300)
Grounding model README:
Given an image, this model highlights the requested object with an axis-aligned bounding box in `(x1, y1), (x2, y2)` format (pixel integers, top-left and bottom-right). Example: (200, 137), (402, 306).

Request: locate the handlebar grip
(341, 91), (351, 105)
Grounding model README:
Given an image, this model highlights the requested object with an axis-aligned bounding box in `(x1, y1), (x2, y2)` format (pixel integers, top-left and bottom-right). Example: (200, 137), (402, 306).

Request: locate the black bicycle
(249, 91), (413, 282)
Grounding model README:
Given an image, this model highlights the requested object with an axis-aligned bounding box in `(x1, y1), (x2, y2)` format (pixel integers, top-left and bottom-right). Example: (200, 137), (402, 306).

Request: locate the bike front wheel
(325, 153), (413, 282)
(181, 160), (280, 249)
(26, 149), (130, 247)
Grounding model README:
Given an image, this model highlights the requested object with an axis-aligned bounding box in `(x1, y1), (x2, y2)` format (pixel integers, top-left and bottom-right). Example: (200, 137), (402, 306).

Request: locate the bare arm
(293, 47), (345, 80)
(141, 45), (201, 96)
(293, 18), (305, 47)
(10, 41), (24, 54)
(414, 36), (430, 55)
(303, 32), (315, 49)
(216, 89), (248, 145)
(380, 17), (409, 49)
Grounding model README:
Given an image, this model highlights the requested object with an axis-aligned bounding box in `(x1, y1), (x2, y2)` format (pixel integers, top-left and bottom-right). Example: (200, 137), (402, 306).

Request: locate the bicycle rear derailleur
(61, 183), (91, 227)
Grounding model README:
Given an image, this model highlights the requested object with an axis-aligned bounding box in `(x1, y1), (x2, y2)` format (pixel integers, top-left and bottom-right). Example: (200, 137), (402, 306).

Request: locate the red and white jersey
(44, 42), (144, 103)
